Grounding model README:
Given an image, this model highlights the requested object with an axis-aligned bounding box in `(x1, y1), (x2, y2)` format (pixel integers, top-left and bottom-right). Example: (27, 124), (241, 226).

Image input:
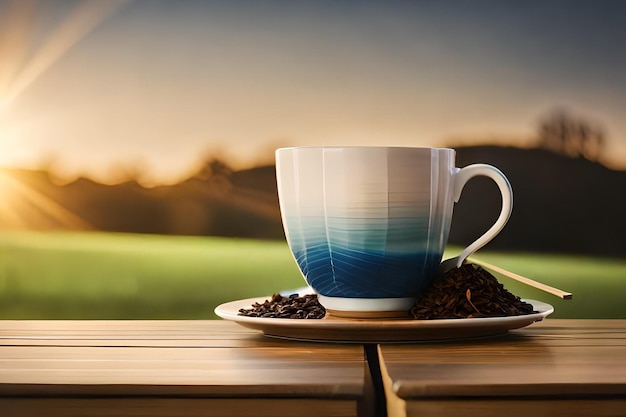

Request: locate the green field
(1, 231), (624, 319)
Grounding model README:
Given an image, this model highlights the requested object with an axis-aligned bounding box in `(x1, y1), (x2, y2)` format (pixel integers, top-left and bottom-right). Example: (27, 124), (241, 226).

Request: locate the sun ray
(0, 170), (92, 230)
(0, 0), (35, 97)
(0, 0), (130, 112)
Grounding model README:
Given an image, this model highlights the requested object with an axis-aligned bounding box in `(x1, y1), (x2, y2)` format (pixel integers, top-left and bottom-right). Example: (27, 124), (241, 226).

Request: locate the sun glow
(0, 0), (128, 230)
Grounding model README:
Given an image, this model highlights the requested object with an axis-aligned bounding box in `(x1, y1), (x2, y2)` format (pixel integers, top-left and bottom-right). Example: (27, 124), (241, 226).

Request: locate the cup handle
(451, 163), (513, 267)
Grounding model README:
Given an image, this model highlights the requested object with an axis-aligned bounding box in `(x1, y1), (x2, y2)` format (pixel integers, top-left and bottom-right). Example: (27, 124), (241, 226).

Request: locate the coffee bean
(238, 293), (326, 319)
(410, 263), (536, 320)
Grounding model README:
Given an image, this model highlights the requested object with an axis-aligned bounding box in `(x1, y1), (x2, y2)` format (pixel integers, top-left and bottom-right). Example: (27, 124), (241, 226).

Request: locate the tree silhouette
(192, 158), (234, 195)
(537, 108), (605, 161)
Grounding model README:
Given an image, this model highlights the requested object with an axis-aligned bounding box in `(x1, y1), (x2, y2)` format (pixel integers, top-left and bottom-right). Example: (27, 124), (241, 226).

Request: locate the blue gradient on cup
(285, 215), (443, 298)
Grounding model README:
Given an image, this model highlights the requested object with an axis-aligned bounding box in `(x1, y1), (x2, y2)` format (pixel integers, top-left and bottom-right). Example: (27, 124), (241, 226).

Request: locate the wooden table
(2, 320), (626, 417)
(378, 319), (626, 417)
(0, 321), (372, 417)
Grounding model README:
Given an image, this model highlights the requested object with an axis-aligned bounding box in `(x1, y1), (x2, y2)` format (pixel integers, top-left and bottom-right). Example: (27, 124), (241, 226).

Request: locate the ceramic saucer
(214, 297), (554, 343)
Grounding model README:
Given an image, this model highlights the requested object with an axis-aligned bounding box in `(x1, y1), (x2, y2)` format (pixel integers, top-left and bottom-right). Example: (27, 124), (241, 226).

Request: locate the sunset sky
(1, 0), (625, 185)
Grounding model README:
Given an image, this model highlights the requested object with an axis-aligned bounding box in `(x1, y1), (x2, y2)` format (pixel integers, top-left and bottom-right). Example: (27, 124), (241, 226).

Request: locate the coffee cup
(275, 147), (512, 318)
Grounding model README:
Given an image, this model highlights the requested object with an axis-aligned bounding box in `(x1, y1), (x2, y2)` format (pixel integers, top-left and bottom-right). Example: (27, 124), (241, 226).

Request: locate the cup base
(318, 295), (416, 319)
(325, 309), (412, 319)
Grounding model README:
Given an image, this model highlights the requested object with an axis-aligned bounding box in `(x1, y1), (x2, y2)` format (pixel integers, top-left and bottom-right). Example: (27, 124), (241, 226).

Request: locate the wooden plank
(405, 398), (626, 417)
(0, 321), (366, 402)
(0, 321), (257, 346)
(1, 398), (357, 417)
(0, 345), (364, 397)
(378, 319), (626, 417)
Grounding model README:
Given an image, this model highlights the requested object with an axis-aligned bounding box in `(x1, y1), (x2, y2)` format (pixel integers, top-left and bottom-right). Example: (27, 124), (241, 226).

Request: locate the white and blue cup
(276, 147), (512, 318)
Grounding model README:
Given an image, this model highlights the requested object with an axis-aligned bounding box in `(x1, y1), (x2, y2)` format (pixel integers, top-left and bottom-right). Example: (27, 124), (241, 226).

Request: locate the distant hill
(450, 146), (626, 257)
(1, 146), (625, 257)
(0, 164), (284, 240)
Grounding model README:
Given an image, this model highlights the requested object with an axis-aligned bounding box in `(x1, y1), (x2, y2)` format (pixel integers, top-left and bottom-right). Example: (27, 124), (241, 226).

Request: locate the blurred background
(1, 0), (625, 319)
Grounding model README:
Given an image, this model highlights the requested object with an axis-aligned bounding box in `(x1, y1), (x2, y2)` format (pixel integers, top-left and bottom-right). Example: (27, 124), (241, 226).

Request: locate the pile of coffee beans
(238, 293), (326, 319)
(410, 263), (535, 319)
(238, 264), (535, 320)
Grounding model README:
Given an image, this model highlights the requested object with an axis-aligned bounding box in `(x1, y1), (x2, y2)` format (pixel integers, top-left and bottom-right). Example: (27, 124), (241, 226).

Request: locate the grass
(0, 231), (303, 319)
(1, 231), (625, 319)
